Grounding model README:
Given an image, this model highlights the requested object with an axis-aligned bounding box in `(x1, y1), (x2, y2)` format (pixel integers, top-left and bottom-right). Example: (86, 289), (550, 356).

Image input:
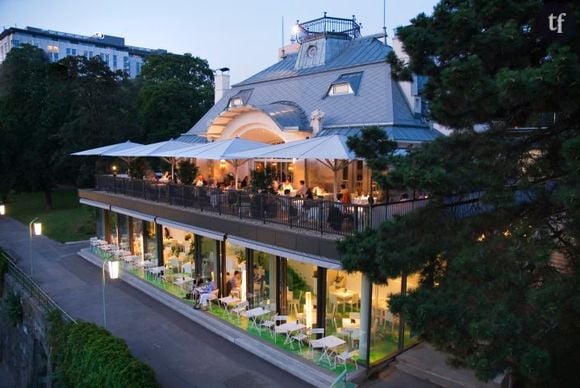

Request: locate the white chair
(287, 290), (302, 317)
(261, 313), (277, 338)
(307, 328), (325, 356)
(347, 292), (359, 311)
(181, 262), (192, 275)
(231, 300), (249, 320)
(334, 350), (358, 370)
(290, 328), (308, 351)
(169, 257), (180, 273)
(273, 315), (288, 343)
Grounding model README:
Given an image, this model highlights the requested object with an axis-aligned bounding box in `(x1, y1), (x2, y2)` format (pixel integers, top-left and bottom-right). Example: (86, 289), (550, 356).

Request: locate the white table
(173, 276), (194, 288)
(243, 306), (271, 331)
(274, 322), (306, 344)
(310, 335), (346, 365)
(331, 289), (357, 312)
(218, 296), (241, 312)
(147, 266), (165, 276)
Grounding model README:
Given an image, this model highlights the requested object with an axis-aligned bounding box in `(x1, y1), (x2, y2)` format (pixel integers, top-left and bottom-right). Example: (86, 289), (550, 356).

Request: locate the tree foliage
(0, 46), (214, 205)
(137, 53), (214, 142)
(340, 1), (580, 386)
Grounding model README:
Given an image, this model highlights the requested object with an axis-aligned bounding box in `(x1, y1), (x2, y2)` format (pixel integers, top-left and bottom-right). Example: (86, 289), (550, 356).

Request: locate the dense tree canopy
(340, 1), (579, 386)
(137, 53), (213, 142)
(0, 46), (214, 206)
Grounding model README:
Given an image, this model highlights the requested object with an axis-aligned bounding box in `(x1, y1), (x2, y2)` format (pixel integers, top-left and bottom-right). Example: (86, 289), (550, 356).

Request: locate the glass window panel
(370, 279), (402, 363)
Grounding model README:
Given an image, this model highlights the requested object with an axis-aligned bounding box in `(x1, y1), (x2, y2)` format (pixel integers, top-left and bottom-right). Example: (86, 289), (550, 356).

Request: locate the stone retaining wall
(0, 274), (52, 387)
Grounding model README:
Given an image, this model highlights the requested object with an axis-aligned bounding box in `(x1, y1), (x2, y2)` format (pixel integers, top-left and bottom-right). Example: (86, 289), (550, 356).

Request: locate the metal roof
(186, 34), (435, 144)
(236, 35), (390, 86)
(317, 126), (442, 143)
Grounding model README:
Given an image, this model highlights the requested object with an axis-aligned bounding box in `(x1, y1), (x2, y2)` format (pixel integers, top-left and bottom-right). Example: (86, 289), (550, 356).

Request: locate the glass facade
(199, 236), (218, 282)
(91, 208), (421, 371)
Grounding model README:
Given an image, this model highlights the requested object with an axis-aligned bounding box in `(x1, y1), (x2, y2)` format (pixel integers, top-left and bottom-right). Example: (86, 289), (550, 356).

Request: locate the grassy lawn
(5, 188), (95, 243)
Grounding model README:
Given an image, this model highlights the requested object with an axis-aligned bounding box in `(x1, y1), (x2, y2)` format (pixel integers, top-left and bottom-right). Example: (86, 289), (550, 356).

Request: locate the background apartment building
(0, 26), (166, 78)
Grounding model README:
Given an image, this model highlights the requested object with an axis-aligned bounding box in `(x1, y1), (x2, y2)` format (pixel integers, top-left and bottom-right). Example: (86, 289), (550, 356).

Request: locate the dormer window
(227, 88), (253, 109)
(228, 97), (244, 108)
(326, 72), (363, 97)
(328, 82), (353, 96)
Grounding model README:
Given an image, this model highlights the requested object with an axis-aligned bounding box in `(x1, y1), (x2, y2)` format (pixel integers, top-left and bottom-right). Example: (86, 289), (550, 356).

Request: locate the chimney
(214, 67), (230, 104)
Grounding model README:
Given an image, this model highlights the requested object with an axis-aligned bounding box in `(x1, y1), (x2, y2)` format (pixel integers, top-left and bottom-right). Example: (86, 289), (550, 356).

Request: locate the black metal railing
(3, 252), (76, 323)
(95, 176), (486, 236)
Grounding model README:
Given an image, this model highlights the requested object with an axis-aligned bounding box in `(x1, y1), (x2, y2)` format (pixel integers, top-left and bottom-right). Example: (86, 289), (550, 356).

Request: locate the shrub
(48, 318), (158, 388)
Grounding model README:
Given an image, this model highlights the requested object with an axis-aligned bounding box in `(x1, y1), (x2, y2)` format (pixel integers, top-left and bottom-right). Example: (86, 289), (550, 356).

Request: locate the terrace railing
(94, 176), (485, 236)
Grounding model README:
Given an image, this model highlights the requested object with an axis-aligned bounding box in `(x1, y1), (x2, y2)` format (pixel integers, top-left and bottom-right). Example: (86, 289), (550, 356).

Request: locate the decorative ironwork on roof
(294, 13), (361, 43)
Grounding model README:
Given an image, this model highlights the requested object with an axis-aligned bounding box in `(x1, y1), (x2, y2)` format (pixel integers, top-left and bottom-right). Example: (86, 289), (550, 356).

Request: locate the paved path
(0, 217), (309, 388)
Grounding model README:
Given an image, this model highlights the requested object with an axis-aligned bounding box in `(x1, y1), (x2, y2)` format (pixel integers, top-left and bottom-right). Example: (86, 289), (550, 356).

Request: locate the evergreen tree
(340, 1), (580, 386)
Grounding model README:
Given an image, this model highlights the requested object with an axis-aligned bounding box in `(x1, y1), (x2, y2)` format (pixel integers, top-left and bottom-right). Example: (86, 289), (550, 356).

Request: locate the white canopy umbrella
(227, 135), (360, 199)
(71, 140), (144, 156)
(102, 139), (201, 179)
(174, 137), (270, 188)
(101, 139), (192, 157)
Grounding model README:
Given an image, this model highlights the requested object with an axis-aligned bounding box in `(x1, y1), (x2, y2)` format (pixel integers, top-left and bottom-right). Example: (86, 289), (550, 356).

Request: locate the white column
(359, 273), (372, 363)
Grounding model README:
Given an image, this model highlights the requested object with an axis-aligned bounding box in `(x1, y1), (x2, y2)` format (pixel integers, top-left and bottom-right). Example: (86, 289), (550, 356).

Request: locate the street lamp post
(102, 258), (120, 328)
(29, 218), (42, 276)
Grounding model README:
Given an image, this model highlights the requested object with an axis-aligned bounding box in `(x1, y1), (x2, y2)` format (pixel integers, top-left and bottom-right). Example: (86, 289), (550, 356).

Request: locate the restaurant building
(78, 15), (441, 371)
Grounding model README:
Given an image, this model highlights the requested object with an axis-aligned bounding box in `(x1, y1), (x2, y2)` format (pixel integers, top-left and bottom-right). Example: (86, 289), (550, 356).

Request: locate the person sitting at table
(282, 178), (294, 191)
(160, 171), (170, 182)
(303, 188), (316, 210)
(340, 183), (352, 204)
(312, 183), (325, 197)
(226, 270), (241, 297)
(194, 276), (216, 310)
(296, 180), (307, 197)
(241, 176), (249, 188)
(195, 174), (205, 187)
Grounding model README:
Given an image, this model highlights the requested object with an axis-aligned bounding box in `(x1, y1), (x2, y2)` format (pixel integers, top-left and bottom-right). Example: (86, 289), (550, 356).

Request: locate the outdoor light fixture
(305, 291), (313, 328)
(0, 204), (5, 215)
(220, 159), (226, 169)
(33, 222), (42, 236)
(112, 165), (117, 177)
(29, 218), (42, 276)
(102, 258), (120, 328)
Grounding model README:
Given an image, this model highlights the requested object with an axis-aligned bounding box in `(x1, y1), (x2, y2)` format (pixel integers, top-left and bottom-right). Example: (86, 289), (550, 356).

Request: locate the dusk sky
(1, 0), (439, 83)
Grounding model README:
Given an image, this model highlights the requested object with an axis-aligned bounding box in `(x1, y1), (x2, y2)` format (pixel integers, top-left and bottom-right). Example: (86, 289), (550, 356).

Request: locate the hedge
(48, 313), (158, 388)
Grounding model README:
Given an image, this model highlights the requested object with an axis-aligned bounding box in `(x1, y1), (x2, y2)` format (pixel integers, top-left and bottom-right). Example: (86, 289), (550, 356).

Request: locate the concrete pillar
(359, 273), (372, 364)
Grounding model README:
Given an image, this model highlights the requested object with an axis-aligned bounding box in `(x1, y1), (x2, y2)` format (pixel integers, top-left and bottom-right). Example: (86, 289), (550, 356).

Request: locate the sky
(0, 0), (439, 84)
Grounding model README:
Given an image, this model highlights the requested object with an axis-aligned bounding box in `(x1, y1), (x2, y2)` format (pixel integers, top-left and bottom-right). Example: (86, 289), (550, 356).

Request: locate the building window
(328, 82), (353, 96)
(112, 54), (117, 68)
(47, 44), (59, 53)
(83, 50), (88, 57)
(66, 48), (71, 55)
(12, 39), (20, 47)
(88, 51), (93, 58)
(71, 48), (76, 55)
(228, 97), (243, 108)
(136, 61), (141, 75)
(326, 72), (363, 97)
